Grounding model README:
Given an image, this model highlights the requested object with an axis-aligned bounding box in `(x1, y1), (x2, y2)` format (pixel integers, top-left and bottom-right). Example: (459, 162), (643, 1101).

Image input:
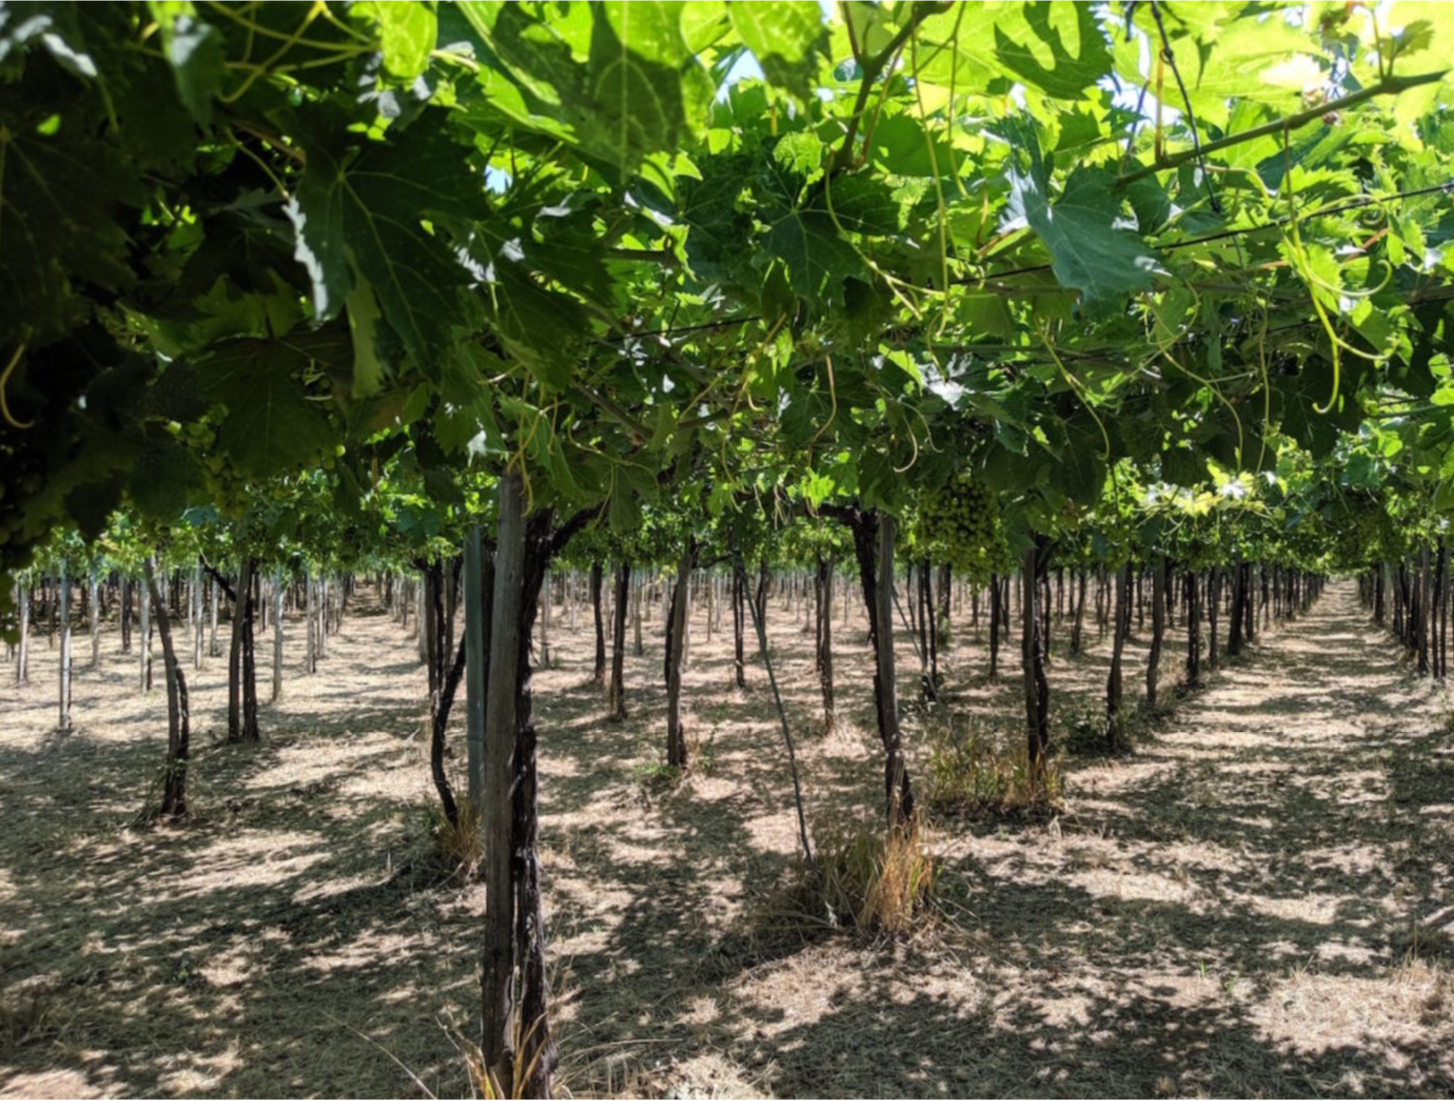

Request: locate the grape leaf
(345, 271), (387, 399)
(352, 1), (437, 80)
(193, 328), (348, 478)
(763, 209), (863, 304)
(728, 0), (828, 102)
(287, 111), (480, 372)
(587, 1), (716, 173)
(163, 15), (223, 126)
(129, 434), (203, 519)
(1001, 120), (1162, 310)
(992, 1), (1112, 100)
(0, 80), (141, 350)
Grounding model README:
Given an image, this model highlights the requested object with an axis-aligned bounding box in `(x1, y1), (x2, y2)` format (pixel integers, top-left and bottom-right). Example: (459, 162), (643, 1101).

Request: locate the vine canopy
(3, 0), (1454, 623)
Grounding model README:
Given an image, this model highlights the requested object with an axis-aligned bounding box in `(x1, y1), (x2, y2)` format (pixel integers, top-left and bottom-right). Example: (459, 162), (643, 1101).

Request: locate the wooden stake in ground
(463, 524), (487, 808)
(58, 557), (71, 732)
(139, 569), (150, 692)
(89, 567), (100, 668)
(539, 566), (551, 666)
(482, 471), (525, 1091)
(271, 573), (284, 703)
(192, 560), (203, 670)
(738, 558), (816, 877)
(15, 578), (28, 685)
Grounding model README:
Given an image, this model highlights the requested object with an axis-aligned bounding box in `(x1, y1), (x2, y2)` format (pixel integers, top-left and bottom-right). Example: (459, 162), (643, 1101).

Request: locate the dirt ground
(1, 577), (1452, 1099)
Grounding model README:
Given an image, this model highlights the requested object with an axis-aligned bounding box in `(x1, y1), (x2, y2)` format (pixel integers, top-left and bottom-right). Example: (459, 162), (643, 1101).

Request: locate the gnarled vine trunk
(827, 503), (913, 827)
(145, 556), (189, 819)
(731, 566), (747, 688)
(1185, 568), (1201, 684)
(222, 557), (259, 743)
(608, 561), (629, 720)
(422, 559), (462, 829)
(665, 544), (695, 767)
(815, 554), (835, 735)
(989, 571), (1001, 677)
(1106, 561), (1130, 749)
(479, 479), (595, 1100)
(1146, 557), (1166, 710)
(1022, 541), (1050, 766)
(590, 560), (605, 685)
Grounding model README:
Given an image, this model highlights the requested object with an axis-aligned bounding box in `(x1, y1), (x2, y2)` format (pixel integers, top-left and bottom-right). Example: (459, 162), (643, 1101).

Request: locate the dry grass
(0, 982), (59, 1053)
(420, 798), (482, 884)
(925, 715), (1064, 817)
(777, 822), (939, 938)
(454, 1012), (552, 1100)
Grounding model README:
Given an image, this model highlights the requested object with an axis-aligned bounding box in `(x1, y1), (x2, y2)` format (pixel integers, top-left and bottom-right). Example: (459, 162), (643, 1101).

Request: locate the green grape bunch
(918, 474), (1001, 574)
(1334, 503), (1396, 568)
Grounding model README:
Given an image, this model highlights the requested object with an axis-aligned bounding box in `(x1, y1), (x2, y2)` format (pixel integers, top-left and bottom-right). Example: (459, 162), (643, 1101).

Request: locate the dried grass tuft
(403, 797), (481, 886)
(927, 717), (1064, 818)
(455, 1010), (553, 1099)
(0, 983), (60, 1050)
(773, 821), (939, 938)
(1392, 922), (1454, 965)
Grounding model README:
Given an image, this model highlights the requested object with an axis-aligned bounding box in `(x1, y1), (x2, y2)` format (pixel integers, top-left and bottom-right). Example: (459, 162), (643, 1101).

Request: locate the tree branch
(830, 2), (949, 172)
(1117, 70), (1446, 189)
(199, 556), (237, 604)
(549, 504), (604, 558)
(435, 632), (469, 732)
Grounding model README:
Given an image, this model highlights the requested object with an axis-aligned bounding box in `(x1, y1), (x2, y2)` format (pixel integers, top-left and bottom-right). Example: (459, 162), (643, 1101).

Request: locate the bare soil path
(1, 580), (1451, 1098)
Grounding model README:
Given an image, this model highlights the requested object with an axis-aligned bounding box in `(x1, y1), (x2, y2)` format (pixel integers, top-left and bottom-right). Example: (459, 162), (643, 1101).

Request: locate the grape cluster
(918, 474), (1001, 574)
(1336, 505), (1398, 567)
(179, 419), (248, 518)
(203, 465), (251, 519)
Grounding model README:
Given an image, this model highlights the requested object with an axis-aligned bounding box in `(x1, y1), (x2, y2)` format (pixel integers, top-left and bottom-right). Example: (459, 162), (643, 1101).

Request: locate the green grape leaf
(142, 362), (208, 423)
(345, 272), (387, 399)
(129, 434), (202, 519)
(586, 1), (716, 173)
(483, 263), (588, 393)
(914, 2), (1109, 97)
(1161, 442), (1206, 487)
(193, 329), (347, 479)
(163, 15), (224, 126)
(0, 83), (141, 349)
(353, 1), (437, 80)
(0, 4), (96, 78)
(728, 0), (829, 101)
(1002, 120), (1161, 309)
(287, 111), (479, 372)
(763, 209), (862, 304)
(992, 1), (1112, 100)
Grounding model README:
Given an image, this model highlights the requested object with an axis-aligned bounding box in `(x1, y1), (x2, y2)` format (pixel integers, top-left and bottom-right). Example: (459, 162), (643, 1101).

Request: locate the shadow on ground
(0, 581), (1450, 1097)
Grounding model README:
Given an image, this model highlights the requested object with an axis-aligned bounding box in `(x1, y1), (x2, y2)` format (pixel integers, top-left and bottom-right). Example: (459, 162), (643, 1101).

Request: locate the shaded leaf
(728, 0), (828, 101)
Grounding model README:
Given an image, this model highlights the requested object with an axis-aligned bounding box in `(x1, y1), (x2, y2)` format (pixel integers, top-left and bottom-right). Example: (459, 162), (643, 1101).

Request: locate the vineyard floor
(2, 581), (1453, 1098)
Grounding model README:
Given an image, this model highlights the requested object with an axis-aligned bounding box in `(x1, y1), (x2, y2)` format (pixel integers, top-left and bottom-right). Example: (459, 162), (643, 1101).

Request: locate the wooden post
(58, 558), (71, 732)
(463, 524), (487, 808)
(482, 472), (525, 1090)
